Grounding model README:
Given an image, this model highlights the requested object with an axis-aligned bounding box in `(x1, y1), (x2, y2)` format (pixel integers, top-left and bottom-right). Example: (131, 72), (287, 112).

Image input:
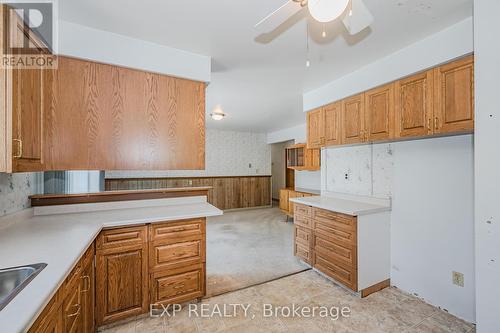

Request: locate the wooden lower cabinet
(150, 264), (205, 306)
(28, 218), (207, 332)
(28, 245), (95, 333)
(96, 226), (149, 326)
(293, 204), (389, 297)
(279, 188), (317, 217)
(81, 256), (95, 333)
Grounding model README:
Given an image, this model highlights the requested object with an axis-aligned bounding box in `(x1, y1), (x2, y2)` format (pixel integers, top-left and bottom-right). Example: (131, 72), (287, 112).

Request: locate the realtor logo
(1, 0), (58, 69)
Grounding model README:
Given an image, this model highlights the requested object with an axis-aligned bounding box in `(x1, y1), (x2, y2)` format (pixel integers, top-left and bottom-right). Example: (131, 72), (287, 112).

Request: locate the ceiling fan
(255, 0), (374, 35)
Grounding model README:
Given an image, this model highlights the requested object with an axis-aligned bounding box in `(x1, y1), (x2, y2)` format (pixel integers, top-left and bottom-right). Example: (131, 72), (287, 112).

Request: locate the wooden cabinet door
(63, 281), (82, 333)
(324, 102), (342, 146)
(341, 94), (366, 144)
(96, 244), (148, 325)
(307, 108), (325, 148)
(9, 17), (47, 172)
(81, 260), (95, 333)
(365, 84), (395, 141)
(434, 56), (474, 134)
(395, 70), (433, 138)
(39, 305), (63, 333)
(279, 189), (289, 211)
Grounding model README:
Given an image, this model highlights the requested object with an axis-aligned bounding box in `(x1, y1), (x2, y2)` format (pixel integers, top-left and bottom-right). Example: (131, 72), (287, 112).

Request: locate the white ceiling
(59, 0), (473, 132)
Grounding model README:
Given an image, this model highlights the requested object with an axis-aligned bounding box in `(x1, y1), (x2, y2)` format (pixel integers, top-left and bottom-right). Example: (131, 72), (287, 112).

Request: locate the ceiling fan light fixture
(308, 0), (350, 23)
(210, 108), (226, 121)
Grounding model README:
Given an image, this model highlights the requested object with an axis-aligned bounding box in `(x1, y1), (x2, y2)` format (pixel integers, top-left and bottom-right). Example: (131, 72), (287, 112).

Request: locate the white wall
(106, 129), (271, 178)
(267, 124), (306, 144)
(303, 17), (473, 111)
(59, 20), (211, 83)
(323, 135), (475, 322)
(474, 1), (500, 332)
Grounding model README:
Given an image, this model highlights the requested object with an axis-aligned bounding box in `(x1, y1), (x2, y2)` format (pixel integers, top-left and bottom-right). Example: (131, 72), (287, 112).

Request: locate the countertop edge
(289, 197), (391, 216)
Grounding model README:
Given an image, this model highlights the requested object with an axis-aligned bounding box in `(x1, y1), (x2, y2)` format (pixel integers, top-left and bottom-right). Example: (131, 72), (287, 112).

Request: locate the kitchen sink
(0, 263), (47, 311)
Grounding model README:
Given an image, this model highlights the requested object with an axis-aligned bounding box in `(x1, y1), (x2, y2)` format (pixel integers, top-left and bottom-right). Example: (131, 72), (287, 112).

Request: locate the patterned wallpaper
(0, 173), (39, 217)
(324, 142), (395, 198)
(106, 129), (272, 178)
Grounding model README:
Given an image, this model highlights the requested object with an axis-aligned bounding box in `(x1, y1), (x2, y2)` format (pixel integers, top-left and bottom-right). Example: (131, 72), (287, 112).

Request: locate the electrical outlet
(344, 173), (349, 180)
(452, 271), (464, 287)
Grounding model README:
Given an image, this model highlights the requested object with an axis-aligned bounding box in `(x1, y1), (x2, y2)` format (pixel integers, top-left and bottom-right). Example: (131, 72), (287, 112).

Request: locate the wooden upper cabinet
(365, 84), (395, 141)
(11, 64), (45, 172)
(324, 102), (342, 146)
(1, 7), (47, 173)
(43, 56), (206, 171)
(307, 108), (324, 148)
(434, 55), (474, 134)
(342, 93), (366, 144)
(395, 70), (433, 138)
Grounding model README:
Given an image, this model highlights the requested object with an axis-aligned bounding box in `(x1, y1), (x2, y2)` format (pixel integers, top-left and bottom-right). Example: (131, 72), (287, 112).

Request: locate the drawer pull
(173, 284), (185, 290)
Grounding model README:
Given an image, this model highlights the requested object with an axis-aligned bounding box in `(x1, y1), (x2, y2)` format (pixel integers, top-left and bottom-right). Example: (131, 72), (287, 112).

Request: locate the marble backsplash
(324, 142), (395, 198)
(0, 173), (39, 217)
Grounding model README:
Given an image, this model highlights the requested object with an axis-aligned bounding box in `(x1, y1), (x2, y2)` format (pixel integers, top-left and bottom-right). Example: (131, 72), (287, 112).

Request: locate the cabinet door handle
(434, 117), (439, 130)
(81, 275), (90, 293)
(13, 139), (22, 158)
(427, 118), (431, 131)
(67, 304), (81, 317)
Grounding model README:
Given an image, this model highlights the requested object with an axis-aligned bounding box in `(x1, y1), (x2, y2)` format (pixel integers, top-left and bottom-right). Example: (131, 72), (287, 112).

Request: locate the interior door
(307, 108), (324, 148)
(434, 55), (474, 134)
(341, 93), (366, 144)
(395, 70), (433, 138)
(365, 83), (395, 141)
(324, 102), (342, 146)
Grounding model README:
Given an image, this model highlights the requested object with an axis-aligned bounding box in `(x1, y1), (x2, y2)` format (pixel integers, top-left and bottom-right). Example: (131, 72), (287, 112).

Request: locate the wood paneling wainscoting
(105, 176), (272, 210)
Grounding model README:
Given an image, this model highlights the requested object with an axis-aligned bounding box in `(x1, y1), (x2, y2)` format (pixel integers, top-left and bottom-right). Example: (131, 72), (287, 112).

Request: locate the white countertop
(289, 192), (391, 216)
(0, 196), (222, 333)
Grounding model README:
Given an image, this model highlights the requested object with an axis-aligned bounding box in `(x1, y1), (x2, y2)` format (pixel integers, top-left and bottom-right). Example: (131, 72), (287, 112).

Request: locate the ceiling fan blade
(342, 0), (374, 35)
(255, 1), (303, 33)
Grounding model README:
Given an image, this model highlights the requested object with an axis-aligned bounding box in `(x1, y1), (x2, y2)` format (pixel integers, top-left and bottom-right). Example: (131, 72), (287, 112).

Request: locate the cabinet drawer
(314, 253), (357, 291)
(150, 264), (205, 305)
(97, 226), (147, 250)
(294, 225), (312, 247)
(314, 220), (357, 245)
(294, 214), (312, 229)
(313, 208), (356, 232)
(314, 234), (357, 268)
(150, 239), (205, 271)
(294, 243), (312, 264)
(150, 219), (205, 242)
(294, 204), (311, 217)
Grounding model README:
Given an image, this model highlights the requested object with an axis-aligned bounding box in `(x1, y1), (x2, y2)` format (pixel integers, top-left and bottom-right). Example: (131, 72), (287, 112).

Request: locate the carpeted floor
(205, 206), (309, 297)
